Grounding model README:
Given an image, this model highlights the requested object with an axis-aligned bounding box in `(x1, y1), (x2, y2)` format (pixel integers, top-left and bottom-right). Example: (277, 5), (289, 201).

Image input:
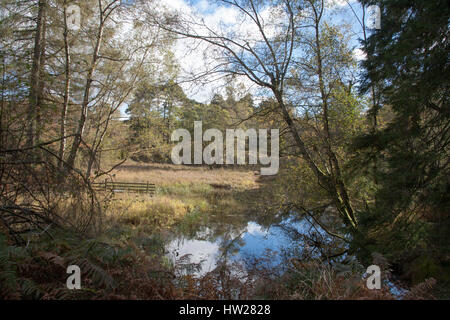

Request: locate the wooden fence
(92, 180), (156, 195)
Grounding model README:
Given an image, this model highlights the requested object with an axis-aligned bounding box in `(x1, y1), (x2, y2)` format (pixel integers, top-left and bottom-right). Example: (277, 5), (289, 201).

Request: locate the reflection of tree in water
(168, 196), (359, 300)
(216, 228), (246, 263)
(275, 210), (349, 264)
(168, 204), (251, 278)
(168, 177), (353, 287)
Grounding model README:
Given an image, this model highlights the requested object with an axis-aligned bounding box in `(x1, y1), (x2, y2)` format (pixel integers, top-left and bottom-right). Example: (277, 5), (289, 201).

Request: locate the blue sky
(161, 0), (368, 102)
(118, 0), (369, 117)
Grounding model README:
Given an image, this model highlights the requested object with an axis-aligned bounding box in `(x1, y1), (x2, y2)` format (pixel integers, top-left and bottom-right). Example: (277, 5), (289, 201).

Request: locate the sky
(116, 0), (368, 114)
(150, 0), (368, 103)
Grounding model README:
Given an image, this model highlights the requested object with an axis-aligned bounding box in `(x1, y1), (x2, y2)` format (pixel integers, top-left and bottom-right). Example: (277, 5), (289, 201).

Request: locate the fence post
(104, 179), (107, 191)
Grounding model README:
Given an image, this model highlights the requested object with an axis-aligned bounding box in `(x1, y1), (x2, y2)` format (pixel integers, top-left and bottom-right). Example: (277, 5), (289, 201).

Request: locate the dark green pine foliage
(354, 0), (449, 283)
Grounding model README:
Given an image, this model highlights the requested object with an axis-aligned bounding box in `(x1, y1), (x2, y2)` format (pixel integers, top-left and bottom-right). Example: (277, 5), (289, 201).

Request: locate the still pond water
(166, 216), (311, 275)
(164, 213), (407, 297)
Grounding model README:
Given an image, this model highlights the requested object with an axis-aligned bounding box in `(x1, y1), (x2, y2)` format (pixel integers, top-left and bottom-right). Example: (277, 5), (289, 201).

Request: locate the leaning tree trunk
(313, 18), (357, 229)
(65, 16), (105, 173)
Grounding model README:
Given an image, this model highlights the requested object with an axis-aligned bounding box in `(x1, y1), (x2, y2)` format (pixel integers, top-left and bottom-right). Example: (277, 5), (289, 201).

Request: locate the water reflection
(165, 210), (407, 299)
(167, 219), (300, 275)
(167, 228), (221, 273)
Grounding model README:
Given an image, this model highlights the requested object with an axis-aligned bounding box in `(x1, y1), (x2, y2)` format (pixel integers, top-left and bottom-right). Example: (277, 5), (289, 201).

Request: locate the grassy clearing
(101, 162), (264, 234)
(108, 161), (260, 188)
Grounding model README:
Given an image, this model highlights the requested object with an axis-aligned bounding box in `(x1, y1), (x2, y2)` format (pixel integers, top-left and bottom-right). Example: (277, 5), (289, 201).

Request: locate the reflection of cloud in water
(168, 238), (220, 274)
(246, 222), (269, 237)
(167, 221), (299, 275)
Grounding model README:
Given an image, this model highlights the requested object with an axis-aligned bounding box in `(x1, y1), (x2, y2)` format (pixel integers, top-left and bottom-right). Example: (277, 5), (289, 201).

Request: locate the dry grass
(108, 161), (260, 189)
(97, 161), (265, 234)
(99, 161), (279, 235)
(105, 195), (191, 232)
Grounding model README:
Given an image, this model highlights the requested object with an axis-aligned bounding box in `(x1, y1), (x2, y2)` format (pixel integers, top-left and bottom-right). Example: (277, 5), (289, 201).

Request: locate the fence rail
(92, 180), (156, 195)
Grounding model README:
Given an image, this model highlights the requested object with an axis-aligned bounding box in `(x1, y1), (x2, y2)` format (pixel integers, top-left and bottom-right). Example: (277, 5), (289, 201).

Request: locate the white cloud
(161, 0), (191, 12)
(205, 6), (240, 26)
(159, 0), (361, 102)
(326, 0), (355, 8)
(353, 48), (367, 61)
(246, 222), (268, 236)
(196, 0), (210, 12)
(168, 237), (220, 275)
(168, 1), (288, 102)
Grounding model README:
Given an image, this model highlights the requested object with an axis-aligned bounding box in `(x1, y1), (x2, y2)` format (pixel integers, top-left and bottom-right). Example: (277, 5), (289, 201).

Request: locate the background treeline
(126, 83), (264, 163)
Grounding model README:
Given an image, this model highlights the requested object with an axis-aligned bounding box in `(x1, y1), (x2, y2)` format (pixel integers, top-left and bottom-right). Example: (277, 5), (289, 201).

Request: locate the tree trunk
(27, 0), (47, 148)
(65, 16), (105, 172)
(59, 3), (71, 171)
(312, 15), (357, 228)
